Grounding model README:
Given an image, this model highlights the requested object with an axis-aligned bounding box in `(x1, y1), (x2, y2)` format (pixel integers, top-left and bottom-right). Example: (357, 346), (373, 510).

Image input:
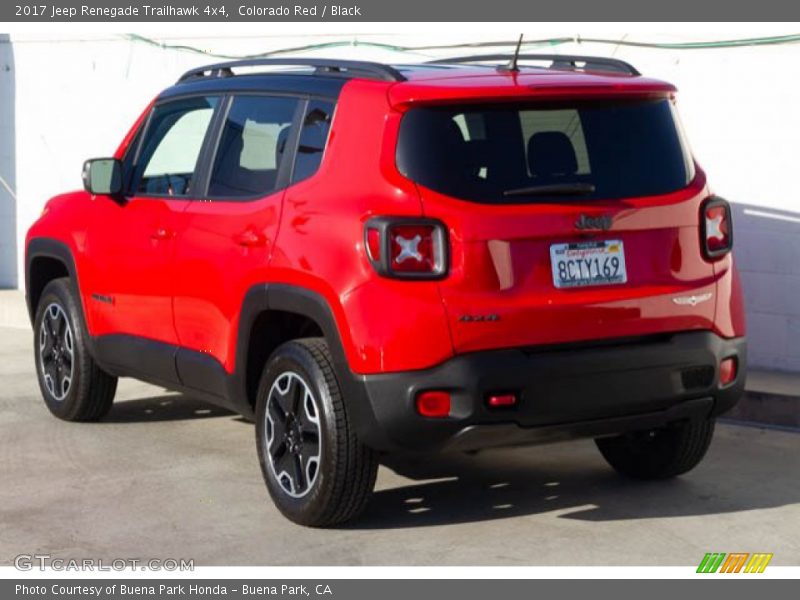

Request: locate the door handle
(151, 228), (175, 241)
(235, 230), (268, 248)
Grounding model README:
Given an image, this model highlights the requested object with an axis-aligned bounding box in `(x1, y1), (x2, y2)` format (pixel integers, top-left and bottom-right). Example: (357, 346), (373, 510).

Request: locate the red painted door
(84, 95), (220, 345)
(172, 94), (303, 372)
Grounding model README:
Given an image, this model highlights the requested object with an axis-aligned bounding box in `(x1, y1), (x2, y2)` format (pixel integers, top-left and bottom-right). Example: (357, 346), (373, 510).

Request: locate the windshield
(396, 98), (694, 203)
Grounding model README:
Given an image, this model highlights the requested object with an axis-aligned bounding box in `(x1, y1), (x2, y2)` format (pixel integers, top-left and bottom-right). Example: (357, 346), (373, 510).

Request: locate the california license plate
(550, 240), (627, 288)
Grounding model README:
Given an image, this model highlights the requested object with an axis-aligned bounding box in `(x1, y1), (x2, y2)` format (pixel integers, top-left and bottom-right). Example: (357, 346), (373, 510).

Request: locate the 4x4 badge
(575, 214), (612, 230)
(672, 292), (713, 306)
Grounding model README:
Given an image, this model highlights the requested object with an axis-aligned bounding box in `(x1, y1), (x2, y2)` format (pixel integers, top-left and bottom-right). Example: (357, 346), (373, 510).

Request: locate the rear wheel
(595, 418), (715, 479)
(255, 338), (378, 527)
(33, 278), (117, 421)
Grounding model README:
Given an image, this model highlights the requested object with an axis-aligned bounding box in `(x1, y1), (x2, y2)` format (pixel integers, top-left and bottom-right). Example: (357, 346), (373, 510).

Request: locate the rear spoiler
(387, 76), (676, 109)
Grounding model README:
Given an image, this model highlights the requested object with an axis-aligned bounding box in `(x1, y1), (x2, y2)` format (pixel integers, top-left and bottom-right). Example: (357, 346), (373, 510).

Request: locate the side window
(292, 100), (335, 184)
(132, 96), (218, 197)
(208, 95), (300, 199)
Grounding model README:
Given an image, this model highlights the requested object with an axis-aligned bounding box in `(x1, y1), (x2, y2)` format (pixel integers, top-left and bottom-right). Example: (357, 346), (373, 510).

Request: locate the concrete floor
(1, 325), (799, 566)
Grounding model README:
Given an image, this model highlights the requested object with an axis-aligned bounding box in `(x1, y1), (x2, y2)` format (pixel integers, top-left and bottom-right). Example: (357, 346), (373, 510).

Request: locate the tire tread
(299, 338), (377, 526)
(35, 278), (117, 422)
(596, 418), (715, 480)
(255, 337), (377, 527)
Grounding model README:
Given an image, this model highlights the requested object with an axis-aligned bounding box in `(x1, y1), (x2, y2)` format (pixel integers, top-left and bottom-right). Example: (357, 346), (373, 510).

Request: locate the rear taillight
(701, 197), (733, 259)
(364, 217), (448, 279)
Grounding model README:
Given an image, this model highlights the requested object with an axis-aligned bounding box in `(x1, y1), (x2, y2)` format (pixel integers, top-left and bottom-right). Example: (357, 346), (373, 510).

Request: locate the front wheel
(255, 338), (377, 527)
(33, 278), (117, 421)
(595, 418), (716, 480)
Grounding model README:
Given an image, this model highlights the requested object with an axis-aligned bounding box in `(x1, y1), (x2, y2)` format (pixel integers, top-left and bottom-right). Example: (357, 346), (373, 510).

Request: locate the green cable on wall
(125, 32), (800, 61)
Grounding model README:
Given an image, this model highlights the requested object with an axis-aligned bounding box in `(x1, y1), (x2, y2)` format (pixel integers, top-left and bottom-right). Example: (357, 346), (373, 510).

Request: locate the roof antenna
(502, 34), (524, 73)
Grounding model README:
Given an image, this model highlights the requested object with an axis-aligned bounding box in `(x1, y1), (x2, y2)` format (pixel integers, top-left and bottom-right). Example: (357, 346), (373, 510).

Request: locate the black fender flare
(231, 283), (378, 437)
(25, 237), (80, 325)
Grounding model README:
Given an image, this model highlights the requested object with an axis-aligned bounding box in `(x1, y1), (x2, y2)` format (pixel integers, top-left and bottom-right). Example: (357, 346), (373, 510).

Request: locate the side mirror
(82, 158), (122, 195)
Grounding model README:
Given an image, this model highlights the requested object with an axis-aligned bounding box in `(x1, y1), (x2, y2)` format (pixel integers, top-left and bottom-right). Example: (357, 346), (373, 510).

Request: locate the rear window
(396, 98), (694, 203)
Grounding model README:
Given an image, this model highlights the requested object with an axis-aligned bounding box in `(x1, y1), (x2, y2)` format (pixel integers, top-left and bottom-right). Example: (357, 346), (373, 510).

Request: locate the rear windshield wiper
(503, 183), (596, 198)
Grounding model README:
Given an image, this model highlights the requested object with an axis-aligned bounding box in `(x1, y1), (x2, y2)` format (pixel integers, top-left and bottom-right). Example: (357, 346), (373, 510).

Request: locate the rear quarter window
(292, 100), (335, 184)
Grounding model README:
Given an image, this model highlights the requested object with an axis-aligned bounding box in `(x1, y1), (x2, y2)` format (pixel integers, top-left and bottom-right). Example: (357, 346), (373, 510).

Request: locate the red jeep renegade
(25, 55), (746, 526)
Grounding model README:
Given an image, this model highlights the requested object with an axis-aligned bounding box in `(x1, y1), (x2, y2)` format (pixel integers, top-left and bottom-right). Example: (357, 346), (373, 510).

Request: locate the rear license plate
(550, 240), (627, 289)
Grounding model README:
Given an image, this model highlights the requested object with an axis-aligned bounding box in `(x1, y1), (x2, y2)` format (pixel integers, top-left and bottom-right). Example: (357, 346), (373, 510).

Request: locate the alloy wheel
(264, 371), (322, 498)
(38, 303), (75, 402)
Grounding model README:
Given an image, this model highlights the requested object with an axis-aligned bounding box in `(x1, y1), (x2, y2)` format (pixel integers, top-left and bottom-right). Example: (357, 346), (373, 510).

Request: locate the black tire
(33, 278), (117, 421)
(255, 338), (378, 527)
(595, 418), (716, 480)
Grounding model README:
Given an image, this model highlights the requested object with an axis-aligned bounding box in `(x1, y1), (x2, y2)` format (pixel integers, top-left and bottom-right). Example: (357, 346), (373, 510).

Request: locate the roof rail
(429, 54), (640, 76)
(177, 58), (407, 84)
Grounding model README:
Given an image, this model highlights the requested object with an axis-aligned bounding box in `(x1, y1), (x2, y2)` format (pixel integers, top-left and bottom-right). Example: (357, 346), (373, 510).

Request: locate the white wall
(0, 34), (15, 288)
(3, 29), (799, 371)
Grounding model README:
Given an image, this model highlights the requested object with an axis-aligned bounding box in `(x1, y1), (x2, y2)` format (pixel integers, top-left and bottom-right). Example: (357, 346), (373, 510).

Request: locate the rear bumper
(348, 331), (746, 453)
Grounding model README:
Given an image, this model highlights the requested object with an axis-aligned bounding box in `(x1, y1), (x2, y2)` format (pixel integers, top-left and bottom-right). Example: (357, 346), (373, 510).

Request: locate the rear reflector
(719, 357), (737, 386)
(487, 393), (518, 408)
(416, 391), (451, 418)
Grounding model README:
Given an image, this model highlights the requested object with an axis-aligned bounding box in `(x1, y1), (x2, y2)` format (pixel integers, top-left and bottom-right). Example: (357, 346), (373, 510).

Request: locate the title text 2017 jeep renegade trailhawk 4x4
(26, 55), (746, 526)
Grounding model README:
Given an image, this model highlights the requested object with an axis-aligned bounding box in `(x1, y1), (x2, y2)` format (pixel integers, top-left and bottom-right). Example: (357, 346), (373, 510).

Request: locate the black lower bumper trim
(445, 397), (713, 452)
(348, 331), (746, 453)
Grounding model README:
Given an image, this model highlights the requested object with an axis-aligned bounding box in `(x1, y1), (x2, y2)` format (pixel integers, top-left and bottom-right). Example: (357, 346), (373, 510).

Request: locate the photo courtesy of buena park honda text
(0, 0), (799, 595)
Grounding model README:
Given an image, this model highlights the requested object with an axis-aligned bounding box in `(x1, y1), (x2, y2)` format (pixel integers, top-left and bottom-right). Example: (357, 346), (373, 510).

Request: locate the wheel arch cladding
(236, 284), (357, 412)
(26, 238), (77, 324)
